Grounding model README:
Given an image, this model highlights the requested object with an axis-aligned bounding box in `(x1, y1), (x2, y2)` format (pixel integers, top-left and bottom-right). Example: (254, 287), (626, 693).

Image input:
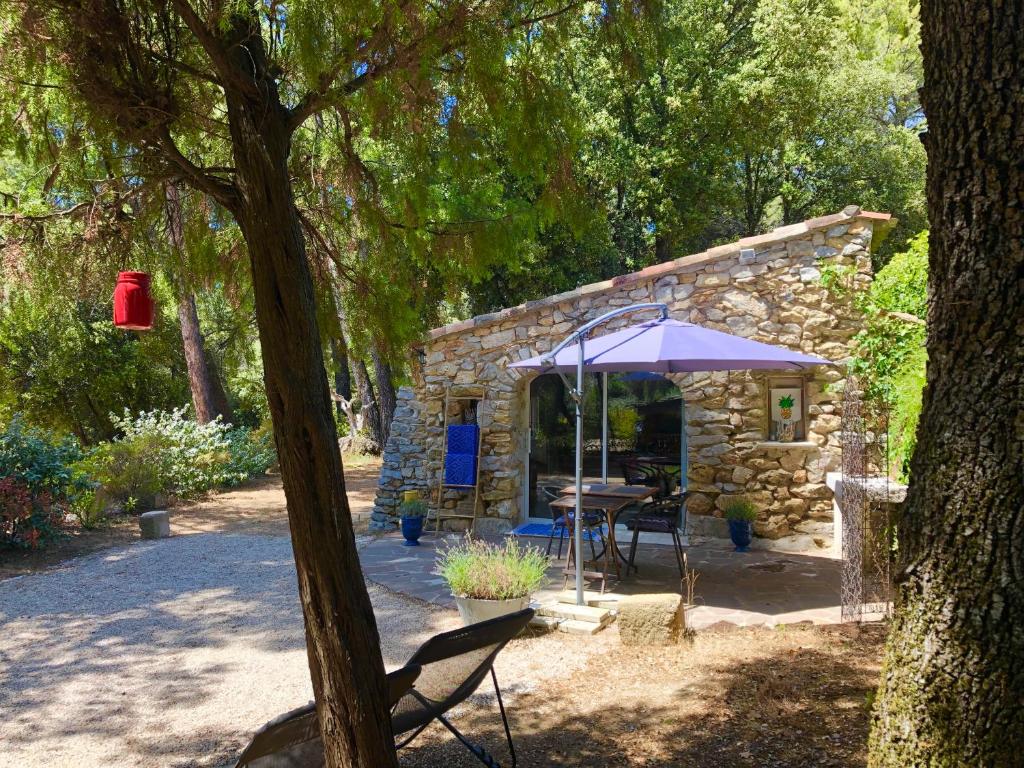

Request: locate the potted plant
(398, 497), (427, 546)
(724, 498), (757, 552)
(436, 538), (549, 625)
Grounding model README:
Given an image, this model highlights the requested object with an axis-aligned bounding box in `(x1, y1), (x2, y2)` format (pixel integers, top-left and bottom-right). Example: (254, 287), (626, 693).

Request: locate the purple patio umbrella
(510, 306), (833, 605)
(510, 317), (830, 373)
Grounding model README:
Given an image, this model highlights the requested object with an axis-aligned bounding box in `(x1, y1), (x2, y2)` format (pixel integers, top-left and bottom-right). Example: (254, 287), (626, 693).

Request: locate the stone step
(557, 592), (620, 611)
(558, 618), (605, 635)
(538, 602), (613, 625)
(528, 615), (562, 632)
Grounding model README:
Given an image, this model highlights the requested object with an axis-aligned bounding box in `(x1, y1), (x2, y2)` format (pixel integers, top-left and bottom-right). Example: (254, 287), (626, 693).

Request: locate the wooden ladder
(427, 387), (486, 535)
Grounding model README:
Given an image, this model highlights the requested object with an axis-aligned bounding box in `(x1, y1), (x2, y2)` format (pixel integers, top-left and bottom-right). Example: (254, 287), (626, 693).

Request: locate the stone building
(372, 206), (894, 546)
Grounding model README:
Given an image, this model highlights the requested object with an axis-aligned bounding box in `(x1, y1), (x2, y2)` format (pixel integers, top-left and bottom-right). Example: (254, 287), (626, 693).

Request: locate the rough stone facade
(373, 206), (892, 540)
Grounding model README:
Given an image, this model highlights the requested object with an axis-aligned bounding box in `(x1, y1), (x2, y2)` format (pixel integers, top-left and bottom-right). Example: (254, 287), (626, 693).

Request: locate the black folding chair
(234, 608), (536, 768)
(625, 494), (686, 577)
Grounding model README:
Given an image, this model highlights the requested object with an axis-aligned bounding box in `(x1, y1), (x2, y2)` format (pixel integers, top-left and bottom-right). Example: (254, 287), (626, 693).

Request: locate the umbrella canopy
(510, 318), (831, 373)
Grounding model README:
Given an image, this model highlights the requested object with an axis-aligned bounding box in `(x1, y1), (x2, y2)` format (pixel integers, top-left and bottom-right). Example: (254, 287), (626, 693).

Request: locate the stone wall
(372, 206), (892, 540)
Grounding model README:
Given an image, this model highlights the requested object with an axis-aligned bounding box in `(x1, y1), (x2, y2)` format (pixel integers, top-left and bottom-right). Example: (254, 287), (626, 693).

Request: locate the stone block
(617, 593), (685, 646)
(139, 510), (170, 539)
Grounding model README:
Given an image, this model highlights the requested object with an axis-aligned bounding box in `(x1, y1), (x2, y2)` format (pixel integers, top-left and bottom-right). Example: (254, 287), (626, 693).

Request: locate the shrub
(76, 409), (277, 508)
(222, 426), (276, 485)
(0, 475), (65, 548)
(0, 417), (91, 546)
(436, 538), (549, 601)
(398, 499), (428, 518)
(724, 498), (758, 523)
(0, 415), (86, 496)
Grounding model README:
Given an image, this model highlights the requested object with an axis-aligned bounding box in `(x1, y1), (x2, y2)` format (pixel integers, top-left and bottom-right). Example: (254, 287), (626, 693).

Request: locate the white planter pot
(454, 595), (531, 626)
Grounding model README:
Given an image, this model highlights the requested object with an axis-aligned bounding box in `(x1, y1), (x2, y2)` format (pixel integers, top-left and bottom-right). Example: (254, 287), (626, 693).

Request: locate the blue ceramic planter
(728, 519), (753, 552)
(401, 515), (424, 546)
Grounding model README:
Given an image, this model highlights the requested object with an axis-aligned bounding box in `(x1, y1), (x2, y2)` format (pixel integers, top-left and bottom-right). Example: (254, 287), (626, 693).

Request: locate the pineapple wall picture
(779, 395), (795, 420)
(770, 386), (803, 441)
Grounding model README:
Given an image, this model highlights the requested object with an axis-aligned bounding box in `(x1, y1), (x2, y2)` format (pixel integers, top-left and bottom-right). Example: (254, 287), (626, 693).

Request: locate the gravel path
(0, 532), (599, 768)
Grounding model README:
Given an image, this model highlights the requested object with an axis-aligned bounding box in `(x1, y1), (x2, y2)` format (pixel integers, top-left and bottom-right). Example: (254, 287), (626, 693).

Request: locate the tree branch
(0, 201), (93, 222)
(152, 126), (240, 211)
(168, 0), (260, 98)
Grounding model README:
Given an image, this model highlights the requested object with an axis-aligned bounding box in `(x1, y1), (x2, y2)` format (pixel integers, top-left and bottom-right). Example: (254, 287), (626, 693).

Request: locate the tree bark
(218, 16), (397, 768)
(353, 357), (385, 453)
(369, 338), (396, 447)
(176, 292), (229, 423)
(868, 2), (1024, 765)
(165, 183), (232, 424)
(331, 335), (359, 435)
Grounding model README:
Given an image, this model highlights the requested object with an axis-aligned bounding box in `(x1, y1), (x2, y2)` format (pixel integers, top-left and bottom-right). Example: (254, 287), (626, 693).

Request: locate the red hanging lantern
(113, 271), (155, 331)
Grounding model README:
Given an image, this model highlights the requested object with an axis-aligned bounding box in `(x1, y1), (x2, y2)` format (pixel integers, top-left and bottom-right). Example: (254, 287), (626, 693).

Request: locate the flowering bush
(221, 426), (276, 486)
(77, 408), (276, 508)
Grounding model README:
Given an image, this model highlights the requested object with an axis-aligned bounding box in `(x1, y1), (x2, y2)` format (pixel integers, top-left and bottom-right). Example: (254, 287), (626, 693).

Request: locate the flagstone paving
(359, 530), (845, 629)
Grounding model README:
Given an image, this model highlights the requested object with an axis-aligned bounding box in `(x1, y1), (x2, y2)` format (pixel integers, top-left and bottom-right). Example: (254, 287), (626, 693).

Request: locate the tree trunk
(220, 20), (397, 768)
(176, 292), (229, 423)
(868, 2), (1024, 765)
(331, 335), (359, 435)
(353, 357), (385, 452)
(369, 338), (396, 447)
(205, 353), (234, 423)
(165, 183), (232, 424)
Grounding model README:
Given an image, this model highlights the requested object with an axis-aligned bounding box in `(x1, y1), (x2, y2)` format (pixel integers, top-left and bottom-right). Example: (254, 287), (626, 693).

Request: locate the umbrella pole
(575, 340), (585, 606)
(680, 393), (688, 531)
(601, 372), (609, 484)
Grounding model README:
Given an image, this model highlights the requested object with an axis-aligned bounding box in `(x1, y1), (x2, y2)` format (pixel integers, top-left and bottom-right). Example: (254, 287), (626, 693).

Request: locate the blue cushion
(446, 424), (479, 455)
(444, 453), (477, 486)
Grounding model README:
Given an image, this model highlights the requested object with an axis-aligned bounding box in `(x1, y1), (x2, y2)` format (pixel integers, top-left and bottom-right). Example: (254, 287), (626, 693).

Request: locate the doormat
(510, 522), (605, 541)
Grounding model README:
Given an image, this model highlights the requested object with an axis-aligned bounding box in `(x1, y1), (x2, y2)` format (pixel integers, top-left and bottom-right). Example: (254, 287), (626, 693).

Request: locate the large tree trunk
(165, 183), (232, 424)
(868, 2), (1024, 765)
(220, 19), (397, 768)
(369, 338), (396, 446)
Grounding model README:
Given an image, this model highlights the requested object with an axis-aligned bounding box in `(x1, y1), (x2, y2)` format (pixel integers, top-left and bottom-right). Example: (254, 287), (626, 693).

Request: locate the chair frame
(233, 609), (535, 768)
(541, 485), (605, 560)
(626, 494), (687, 577)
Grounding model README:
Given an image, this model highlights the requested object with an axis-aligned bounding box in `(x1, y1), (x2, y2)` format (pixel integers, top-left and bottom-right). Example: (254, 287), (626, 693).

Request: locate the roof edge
(426, 206), (892, 343)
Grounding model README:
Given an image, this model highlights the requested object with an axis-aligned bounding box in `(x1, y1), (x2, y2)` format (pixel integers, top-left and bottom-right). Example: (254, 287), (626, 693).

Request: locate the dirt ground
(2, 456), (887, 767)
(400, 622), (887, 768)
(0, 457), (382, 581)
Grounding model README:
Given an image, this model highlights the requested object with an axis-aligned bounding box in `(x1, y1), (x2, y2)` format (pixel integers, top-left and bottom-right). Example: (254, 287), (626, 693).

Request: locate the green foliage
(0, 416), (90, 547)
(852, 231), (928, 478)
(724, 498), (758, 522)
(398, 499), (428, 519)
(222, 426), (276, 485)
(0, 289), (189, 443)
(75, 408), (276, 509)
(436, 537), (549, 600)
(607, 405), (640, 443)
(0, 474), (64, 548)
(0, 414), (86, 496)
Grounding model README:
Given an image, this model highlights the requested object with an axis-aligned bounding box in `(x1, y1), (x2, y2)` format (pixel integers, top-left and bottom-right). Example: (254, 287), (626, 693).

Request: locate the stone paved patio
(359, 531), (844, 630)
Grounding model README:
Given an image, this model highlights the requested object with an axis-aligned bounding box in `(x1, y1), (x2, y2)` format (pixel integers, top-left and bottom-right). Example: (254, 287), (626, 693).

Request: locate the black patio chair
(625, 494), (686, 577)
(541, 485), (605, 560)
(620, 459), (659, 488)
(233, 608), (536, 768)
